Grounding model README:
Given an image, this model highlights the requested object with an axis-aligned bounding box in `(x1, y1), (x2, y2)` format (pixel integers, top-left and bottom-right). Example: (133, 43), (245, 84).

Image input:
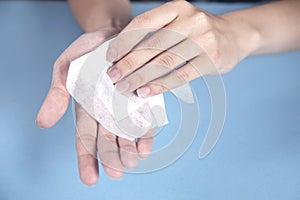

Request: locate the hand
(36, 28), (118, 128)
(106, 0), (259, 97)
(36, 28), (153, 185)
(75, 102), (153, 185)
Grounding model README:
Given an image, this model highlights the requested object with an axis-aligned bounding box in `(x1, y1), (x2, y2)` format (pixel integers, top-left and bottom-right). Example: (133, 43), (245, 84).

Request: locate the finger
(115, 51), (182, 94)
(115, 39), (201, 94)
(117, 137), (138, 169)
(106, 2), (179, 63)
(97, 125), (123, 179)
(36, 53), (71, 128)
(36, 30), (117, 128)
(107, 28), (185, 83)
(75, 102), (99, 186)
(136, 54), (214, 98)
(137, 129), (154, 159)
(107, 4), (209, 83)
(77, 155), (99, 186)
(36, 83), (70, 128)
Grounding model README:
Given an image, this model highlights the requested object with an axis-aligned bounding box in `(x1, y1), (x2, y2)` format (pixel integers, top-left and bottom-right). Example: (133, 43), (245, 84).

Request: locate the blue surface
(1, 1), (300, 200)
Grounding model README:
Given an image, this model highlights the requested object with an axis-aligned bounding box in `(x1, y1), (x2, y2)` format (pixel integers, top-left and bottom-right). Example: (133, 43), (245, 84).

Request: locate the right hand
(36, 28), (154, 185)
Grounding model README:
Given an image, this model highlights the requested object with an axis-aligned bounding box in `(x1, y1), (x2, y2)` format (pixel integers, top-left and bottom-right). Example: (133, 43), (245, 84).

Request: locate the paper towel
(66, 37), (168, 140)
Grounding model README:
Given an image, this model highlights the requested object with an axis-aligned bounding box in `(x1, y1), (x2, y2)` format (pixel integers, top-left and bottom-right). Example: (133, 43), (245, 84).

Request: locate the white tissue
(66, 37), (168, 140)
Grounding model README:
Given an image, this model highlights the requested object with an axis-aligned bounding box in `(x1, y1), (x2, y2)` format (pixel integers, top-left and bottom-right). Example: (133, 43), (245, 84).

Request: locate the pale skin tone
(36, 0), (300, 185)
(107, 0), (300, 97)
(36, 0), (154, 185)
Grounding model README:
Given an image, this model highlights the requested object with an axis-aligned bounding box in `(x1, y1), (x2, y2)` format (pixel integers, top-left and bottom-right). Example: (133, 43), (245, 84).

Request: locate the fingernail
(138, 156), (148, 160)
(106, 47), (117, 62)
(116, 80), (130, 93)
(107, 68), (121, 83)
(137, 87), (151, 98)
(35, 119), (44, 129)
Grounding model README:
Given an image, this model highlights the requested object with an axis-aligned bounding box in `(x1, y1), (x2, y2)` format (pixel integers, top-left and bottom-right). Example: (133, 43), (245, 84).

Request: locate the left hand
(36, 28), (153, 185)
(106, 0), (258, 97)
(75, 102), (153, 185)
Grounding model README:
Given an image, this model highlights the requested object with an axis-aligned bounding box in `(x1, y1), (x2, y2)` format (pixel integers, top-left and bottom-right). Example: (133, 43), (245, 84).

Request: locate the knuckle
(145, 36), (162, 49)
(120, 56), (135, 72)
(76, 134), (96, 144)
(131, 13), (151, 26)
(53, 57), (71, 85)
(110, 36), (124, 53)
(149, 79), (165, 91)
(192, 12), (212, 30)
(157, 53), (175, 68)
(162, 1), (179, 12)
(50, 84), (69, 99)
(193, 11), (209, 22)
(204, 31), (221, 66)
(99, 131), (116, 143)
(172, 0), (189, 8)
(150, 82), (166, 94)
(212, 49), (221, 65)
(189, 61), (201, 77)
(128, 72), (143, 87)
(120, 145), (136, 153)
(177, 69), (190, 82)
(206, 30), (217, 42)
(53, 54), (68, 70)
(217, 67), (227, 74)
(114, 35), (126, 47)
(164, 1), (174, 7)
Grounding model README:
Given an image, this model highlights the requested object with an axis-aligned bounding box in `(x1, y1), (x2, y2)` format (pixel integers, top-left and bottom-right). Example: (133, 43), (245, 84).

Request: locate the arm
(104, 0), (300, 98)
(37, 0), (154, 185)
(68, 0), (132, 32)
(37, 0), (132, 129)
(221, 0), (300, 55)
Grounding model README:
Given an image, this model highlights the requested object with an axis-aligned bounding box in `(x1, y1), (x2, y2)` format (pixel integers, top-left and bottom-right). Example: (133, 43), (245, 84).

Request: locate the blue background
(0, 1), (300, 199)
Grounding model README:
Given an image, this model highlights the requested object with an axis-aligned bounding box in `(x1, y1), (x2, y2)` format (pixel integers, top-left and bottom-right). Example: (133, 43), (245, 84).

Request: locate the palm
(36, 29), (154, 185)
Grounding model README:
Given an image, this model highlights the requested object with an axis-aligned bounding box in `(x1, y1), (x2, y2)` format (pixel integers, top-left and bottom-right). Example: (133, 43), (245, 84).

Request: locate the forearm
(221, 0), (300, 56)
(68, 0), (132, 33)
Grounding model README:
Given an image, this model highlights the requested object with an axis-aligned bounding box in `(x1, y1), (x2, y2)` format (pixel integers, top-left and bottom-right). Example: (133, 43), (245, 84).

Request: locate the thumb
(36, 54), (70, 128)
(36, 30), (117, 128)
(36, 85), (70, 129)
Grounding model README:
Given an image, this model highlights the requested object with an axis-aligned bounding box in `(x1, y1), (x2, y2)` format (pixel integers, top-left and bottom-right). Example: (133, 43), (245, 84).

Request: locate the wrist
(69, 0), (133, 33)
(83, 16), (131, 33)
(220, 11), (262, 59)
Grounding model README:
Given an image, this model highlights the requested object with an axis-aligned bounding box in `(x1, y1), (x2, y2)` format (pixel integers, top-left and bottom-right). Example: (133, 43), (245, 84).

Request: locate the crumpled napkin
(66, 37), (168, 140)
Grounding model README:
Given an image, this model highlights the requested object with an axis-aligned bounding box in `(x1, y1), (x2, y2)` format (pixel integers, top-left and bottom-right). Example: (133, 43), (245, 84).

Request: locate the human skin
(36, 0), (154, 186)
(106, 0), (300, 98)
(36, 0), (300, 185)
